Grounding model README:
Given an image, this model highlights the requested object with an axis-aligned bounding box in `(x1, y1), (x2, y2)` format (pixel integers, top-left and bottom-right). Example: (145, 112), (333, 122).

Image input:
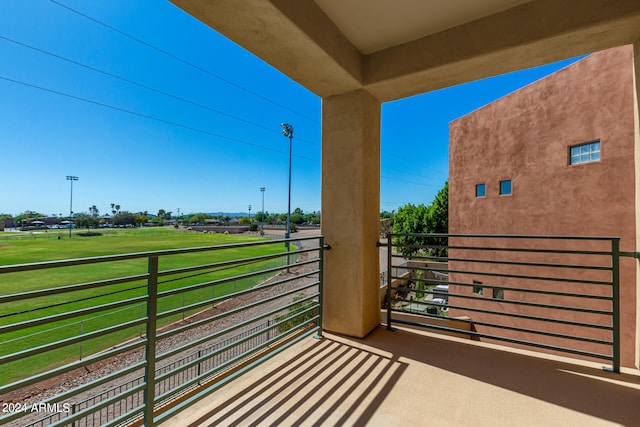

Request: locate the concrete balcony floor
(161, 326), (640, 426)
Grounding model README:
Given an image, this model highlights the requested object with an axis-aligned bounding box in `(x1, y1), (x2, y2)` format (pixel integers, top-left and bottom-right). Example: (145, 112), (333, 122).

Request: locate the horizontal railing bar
(392, 308), (611, 345)
(0, 295), (148, 335)
(157, 257), (319, 299)
(158, 247), (318, 278)
(392, 297), (612, 330)
(391, 246), (612, 256)
(157, 278), (319, 344)
(157, 295), (318, 362)
(0, 283), (147, 322)
(409, 257), (612, 271)
(390, 233), (618, 240)
(0, 318), (146, 365)
(0, 273), (149, 304)
(0, 339), (145, 395)
(159, 269), (319, 322)
(403, 277), (613, 301)
(155, 322), (270, 375)
(0, 235), (320, 274)
(155, 309), (318, 387)
(393, 266), (612, 286)
(391, 318), (612, 360)
(156, 268), (319, 322)
(619, 251), (639, 258)
(391, 289), (612, 315)
(37, 361), (145, 412)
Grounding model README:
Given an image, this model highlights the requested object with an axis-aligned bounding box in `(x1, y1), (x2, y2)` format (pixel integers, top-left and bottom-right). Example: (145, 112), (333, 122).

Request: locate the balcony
(160, 326), (640, 426)
(1, 234), (639, 426)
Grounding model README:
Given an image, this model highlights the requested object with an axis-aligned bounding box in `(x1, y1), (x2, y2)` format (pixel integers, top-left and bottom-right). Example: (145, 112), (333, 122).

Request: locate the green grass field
(0, 228), (288, 386)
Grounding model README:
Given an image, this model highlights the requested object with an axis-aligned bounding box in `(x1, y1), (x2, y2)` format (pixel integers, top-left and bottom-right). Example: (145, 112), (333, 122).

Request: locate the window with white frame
(570, 141), (600, 165)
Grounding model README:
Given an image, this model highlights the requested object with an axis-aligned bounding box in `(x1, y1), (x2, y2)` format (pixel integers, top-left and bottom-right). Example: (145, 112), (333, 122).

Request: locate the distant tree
(393, 181), (448, 258)
(113, 211), (136, 227)
(89, 205), (99, 217)
(223, 216), (231, 225)
(185, 213), (213, 224)
(238, 216), (252, 225)
(135, 213), (148, 225)
(290, 212), (305, 225)
(75, 213), (99, 230)
(254, 211), (268, 222)
(110, 203), (121, 216)
(302, 211), (320, 225)
(14, 211), (44, 227)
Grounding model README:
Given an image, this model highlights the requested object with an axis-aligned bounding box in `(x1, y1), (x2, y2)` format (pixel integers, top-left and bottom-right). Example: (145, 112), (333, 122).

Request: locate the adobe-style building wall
(449, 46), (638, 368)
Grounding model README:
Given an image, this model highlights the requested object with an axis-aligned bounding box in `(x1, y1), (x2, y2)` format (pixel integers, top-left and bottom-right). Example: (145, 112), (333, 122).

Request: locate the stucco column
(321, 89), (381, 337)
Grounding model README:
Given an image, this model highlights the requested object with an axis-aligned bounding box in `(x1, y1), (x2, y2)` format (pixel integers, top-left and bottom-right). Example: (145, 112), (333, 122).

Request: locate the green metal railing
(385, 234), (622, 373)
(0, 236), (325, 426)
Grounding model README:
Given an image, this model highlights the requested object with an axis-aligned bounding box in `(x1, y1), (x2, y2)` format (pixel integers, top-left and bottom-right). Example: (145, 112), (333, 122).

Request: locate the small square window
(570, 141), (600, 165)
(493, 287), (504, 299)
(499, 180), (512, 195)
(476, 183), (486, 197)
(473, 281), (483, 295)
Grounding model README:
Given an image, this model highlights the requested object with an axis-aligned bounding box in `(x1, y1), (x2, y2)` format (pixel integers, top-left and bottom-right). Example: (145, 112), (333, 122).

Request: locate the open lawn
(0, 228), (288, 385)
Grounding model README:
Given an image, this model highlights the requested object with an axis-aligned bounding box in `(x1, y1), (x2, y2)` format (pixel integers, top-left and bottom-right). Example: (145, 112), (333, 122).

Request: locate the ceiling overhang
(171, 0), (640, 102)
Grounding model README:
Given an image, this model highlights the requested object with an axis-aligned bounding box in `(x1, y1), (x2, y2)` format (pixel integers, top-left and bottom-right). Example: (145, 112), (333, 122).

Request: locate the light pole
(248, 205), (252, 221)
(281, 123), (293, 270)
(260, 187), (265, 236)
(66, 176), (78, 238)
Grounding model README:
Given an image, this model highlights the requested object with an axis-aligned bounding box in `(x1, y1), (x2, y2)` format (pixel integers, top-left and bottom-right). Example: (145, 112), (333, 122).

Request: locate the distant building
(449, 45), (639, 368)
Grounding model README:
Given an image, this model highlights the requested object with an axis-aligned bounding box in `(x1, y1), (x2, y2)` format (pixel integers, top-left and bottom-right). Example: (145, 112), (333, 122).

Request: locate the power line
(0, 74), (319, 163)
(49, 0), (320, 125)
(0, 35), (320, 148)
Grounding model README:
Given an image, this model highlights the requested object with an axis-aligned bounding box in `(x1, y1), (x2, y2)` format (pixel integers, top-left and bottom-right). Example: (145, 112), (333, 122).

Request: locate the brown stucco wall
(449, 46), (638, 368)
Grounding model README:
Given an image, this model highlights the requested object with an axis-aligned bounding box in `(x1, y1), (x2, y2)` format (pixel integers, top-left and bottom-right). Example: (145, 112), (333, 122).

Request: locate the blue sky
(0, 0), (583, 218)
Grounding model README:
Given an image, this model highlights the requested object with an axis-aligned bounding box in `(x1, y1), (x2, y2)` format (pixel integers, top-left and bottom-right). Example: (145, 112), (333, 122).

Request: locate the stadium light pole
(281, 123), (293, 271)
(260, 187), (265, 236)
(66, 175), (78, 238)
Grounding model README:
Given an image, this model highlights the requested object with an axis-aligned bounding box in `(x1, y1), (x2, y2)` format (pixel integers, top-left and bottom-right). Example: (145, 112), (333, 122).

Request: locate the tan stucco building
(449, 45), (639, 367)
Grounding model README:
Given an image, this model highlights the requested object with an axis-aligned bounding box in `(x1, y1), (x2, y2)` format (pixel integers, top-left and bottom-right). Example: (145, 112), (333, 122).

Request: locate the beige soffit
(314, 0), (532, 55)
(171, 0), (640, 102)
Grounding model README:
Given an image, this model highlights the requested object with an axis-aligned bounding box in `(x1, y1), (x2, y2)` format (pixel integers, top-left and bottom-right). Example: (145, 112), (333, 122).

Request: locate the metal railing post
(315, 237), (325, 339)
(386, 234), (394, 330)
(610, 238), (621, 373)
(144, 256), (159, 426)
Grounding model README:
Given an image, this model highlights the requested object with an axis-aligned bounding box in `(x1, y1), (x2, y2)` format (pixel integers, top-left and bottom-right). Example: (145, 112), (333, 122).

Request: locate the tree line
(1, 206), (321, 230)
